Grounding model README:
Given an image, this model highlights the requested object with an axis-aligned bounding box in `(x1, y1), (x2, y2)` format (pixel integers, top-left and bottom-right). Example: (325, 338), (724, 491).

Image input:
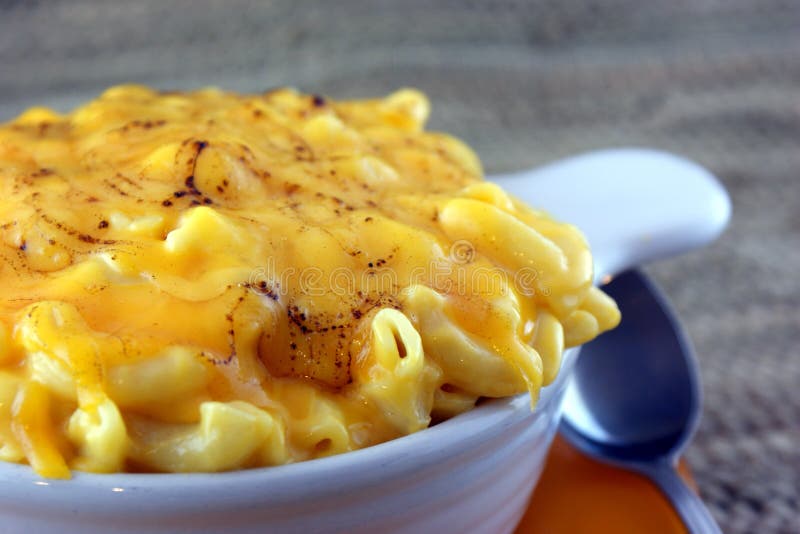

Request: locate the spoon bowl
(561, 271), (721, 533)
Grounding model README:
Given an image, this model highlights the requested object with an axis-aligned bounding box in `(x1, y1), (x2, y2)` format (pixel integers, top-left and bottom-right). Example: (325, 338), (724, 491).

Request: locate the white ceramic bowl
(0, 149), (730, 533)
(0, 349), (579, 534)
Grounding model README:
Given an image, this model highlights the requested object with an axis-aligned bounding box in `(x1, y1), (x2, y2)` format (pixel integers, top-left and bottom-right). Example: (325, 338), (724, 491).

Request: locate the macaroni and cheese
(0, 86), (619, 477)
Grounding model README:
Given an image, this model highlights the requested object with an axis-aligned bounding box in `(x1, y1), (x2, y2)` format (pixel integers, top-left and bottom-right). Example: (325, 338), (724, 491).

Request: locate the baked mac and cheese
(0, 86), (619, 477)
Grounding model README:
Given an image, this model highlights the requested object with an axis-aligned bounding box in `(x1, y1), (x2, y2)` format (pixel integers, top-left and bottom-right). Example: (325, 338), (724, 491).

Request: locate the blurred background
(1, 1), (798, 532)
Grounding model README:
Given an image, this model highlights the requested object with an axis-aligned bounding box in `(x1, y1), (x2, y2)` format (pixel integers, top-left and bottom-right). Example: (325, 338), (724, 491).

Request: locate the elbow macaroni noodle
(0, 86), (619, 477)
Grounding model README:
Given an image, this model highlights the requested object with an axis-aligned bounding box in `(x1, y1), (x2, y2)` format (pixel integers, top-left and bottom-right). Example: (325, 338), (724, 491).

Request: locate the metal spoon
(490, 148), (729, 531)
(559, 270), (722, 534)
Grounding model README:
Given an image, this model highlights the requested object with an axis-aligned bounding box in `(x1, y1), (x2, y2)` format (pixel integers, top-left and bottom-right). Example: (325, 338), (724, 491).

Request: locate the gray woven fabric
(2, 1), (799, 532)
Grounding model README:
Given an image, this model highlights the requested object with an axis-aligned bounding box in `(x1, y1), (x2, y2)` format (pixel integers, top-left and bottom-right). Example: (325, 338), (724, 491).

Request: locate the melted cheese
(0, 86), (619, 476)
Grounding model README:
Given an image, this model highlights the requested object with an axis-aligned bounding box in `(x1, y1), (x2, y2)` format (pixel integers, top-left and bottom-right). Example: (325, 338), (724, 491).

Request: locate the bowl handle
(489, 148), (731, 281)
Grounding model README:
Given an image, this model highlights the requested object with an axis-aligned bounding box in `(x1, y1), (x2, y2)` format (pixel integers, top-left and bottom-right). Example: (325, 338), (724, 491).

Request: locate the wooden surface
(1, 2), (798, 532)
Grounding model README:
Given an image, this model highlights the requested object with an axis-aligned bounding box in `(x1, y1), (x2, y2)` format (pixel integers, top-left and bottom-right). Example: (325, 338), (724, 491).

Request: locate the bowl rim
(0, 348), (580, 512)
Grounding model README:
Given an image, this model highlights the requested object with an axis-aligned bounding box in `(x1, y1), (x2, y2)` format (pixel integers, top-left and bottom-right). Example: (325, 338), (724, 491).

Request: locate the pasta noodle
(0, 86), (619, 477)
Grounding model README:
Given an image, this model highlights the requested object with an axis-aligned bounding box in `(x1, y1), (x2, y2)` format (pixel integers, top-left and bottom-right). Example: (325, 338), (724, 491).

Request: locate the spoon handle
(489, 148), (731, 281)
(641, 462), (722, 534)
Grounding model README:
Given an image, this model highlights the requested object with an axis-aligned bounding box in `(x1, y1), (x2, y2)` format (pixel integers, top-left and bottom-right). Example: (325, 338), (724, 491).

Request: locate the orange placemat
(516, 436), (695, 534)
